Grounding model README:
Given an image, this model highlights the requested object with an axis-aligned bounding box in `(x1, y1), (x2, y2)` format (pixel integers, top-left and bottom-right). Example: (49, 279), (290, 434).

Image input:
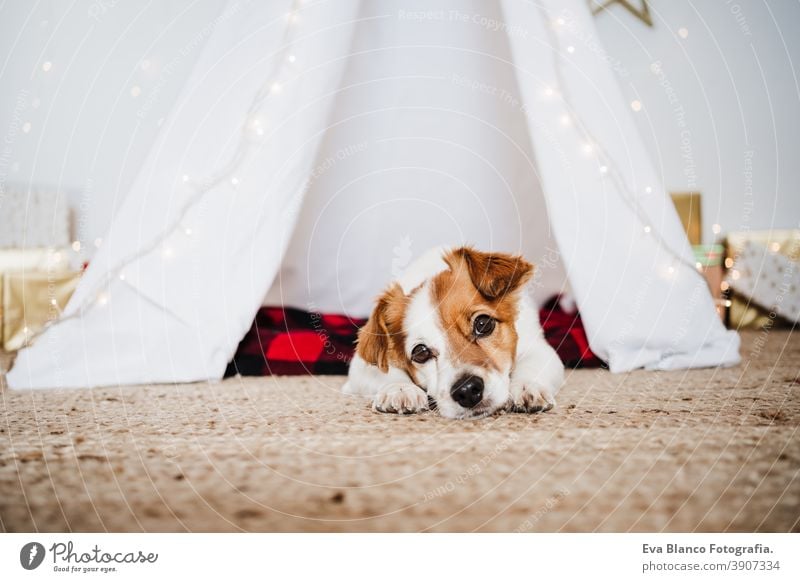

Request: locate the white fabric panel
(265, 0), (567, 315)
(501, 0), (739, 372)
(9, 0), (740, 390)
(9, 0), (361, 389)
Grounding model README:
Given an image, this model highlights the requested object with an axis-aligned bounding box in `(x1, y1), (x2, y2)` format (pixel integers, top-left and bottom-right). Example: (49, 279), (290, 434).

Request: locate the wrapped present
(725, 230), (800, 329)
(693, 244), (725, 320)
(0, 185), (70, 248)
(2, 270), (81, 351)
(671, 192), (703, 245)
(0, 248), (72, 345)
(0, 247), (71, 273)
(726, 240), (800, 326)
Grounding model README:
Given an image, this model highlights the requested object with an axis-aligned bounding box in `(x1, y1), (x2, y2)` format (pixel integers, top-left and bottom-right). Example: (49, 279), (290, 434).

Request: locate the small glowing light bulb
(696, 262), (703, 270)
(644, 226), (652, 234)
(644, 186), (652, 194)
(184, 227), (193, 236)
(720, 281), (730, 291)
(582, 143), (593, 154)
(287, 54), (296, 63)
(97, 292), (109, 306)
(42, 61), (52, 72)
(231, 177), (240, 186)
(270, 82), (283, 94)
(630, 100), (642, 112)
(94, 238), (102, 248)
(724, 257), (734, 268)
(22, 122), (31, 133)
(119, 273), (126, 281)
(566, 45), (575, 54)
(678, 27), (689, 39)
(599, 165), (608, 174)
(712, 223), (722, 234)
(559, 114), (571, 126)
(182, 174), (189, 182)
(131, 85), (141, 97)
(71, 240), (81, 252)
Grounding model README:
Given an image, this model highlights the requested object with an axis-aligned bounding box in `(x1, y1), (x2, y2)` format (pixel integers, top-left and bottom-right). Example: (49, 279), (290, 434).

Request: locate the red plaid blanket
(225, 296), (602, 377)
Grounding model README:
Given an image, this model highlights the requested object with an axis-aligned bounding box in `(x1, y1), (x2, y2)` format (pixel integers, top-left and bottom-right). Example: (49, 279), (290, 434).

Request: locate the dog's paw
(508, 381), (556, 413)
(373, 384), (428, 414)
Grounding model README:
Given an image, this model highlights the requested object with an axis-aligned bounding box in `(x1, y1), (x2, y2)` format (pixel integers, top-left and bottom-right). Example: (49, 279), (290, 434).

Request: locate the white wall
(1, 0), (798, 254)
(592, 0), (800, 241)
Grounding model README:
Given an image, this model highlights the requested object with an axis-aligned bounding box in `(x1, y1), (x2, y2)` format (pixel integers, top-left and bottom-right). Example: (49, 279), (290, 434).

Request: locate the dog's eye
(411, 344), (433, 364)
(473, 314), (496, 337)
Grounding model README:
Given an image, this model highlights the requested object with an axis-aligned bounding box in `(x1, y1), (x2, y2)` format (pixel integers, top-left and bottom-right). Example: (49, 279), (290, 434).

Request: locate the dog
(342, 246), (564, 419)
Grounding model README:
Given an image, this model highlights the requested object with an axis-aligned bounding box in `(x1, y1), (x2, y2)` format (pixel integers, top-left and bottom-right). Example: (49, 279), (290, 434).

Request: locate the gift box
(693, 244), (725, 320)
(0, 247), (79, 351)
(2, 269), (81, 351)
(0, 185), (70, 248)
(725, 230), (800, 329)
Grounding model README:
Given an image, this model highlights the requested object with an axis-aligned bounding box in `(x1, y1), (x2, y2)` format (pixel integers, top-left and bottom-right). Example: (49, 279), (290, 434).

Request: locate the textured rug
(1, 330), (798, 532)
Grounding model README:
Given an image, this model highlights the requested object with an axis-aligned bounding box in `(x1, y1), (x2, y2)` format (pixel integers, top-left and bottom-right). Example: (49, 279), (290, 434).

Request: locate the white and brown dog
(342, 247), (564, 419)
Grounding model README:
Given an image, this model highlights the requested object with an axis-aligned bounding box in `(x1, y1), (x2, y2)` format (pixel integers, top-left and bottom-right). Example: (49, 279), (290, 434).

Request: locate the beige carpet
(1, 330), (798, 532)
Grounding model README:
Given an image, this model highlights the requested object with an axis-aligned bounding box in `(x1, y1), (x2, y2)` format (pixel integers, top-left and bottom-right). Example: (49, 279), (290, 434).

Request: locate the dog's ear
(446, 247), (534, 301)
(357, 284), (407, 372)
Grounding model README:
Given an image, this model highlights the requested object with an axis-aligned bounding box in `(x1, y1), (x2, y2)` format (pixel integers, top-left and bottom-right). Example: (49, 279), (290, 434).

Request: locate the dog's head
(357, 247), (533, 419)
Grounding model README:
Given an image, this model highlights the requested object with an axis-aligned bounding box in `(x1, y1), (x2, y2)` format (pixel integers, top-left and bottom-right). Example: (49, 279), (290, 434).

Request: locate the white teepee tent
(8, 0), (740, 390)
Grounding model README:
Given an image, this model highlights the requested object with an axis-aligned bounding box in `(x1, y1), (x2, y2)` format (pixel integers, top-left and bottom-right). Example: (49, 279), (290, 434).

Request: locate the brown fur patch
(433, 247), (534, 371)
(356, 284), (408, 373)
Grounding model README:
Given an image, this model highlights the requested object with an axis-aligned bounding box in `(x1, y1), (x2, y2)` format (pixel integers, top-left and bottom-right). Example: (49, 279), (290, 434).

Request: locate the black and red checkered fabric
(225, 296), (602, 377)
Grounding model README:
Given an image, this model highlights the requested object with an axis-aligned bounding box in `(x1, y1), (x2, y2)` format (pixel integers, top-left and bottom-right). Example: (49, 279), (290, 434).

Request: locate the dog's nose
(450, 375), (484, 408)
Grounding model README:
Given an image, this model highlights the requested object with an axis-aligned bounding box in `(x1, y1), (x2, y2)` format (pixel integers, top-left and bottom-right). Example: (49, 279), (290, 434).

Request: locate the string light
(184, 227), (193, 236)
(644, 186), (652, 194)
(678, 27), (689, 39)
(42, 61), (52, 72)
(22, 122), (31, 133)
(730, 270), (740, 280)
(721, 281), (730, 291)
(630, 100), (642, 112)
(695, 262), (703, 270)
(141, 60), (151, 71)
(131, 86), (141, 98)
(599, 165), (608, 174)
(566, 45), (575, 54)
(94, 238), (102, 248)
(770, 242), (780, 252)
(71, 241), (81, 252)
(38, 0), (707, 339)
(119, 273), (126, 281)
(724, 257), (734, 268)
(712, 223), (722, 234)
